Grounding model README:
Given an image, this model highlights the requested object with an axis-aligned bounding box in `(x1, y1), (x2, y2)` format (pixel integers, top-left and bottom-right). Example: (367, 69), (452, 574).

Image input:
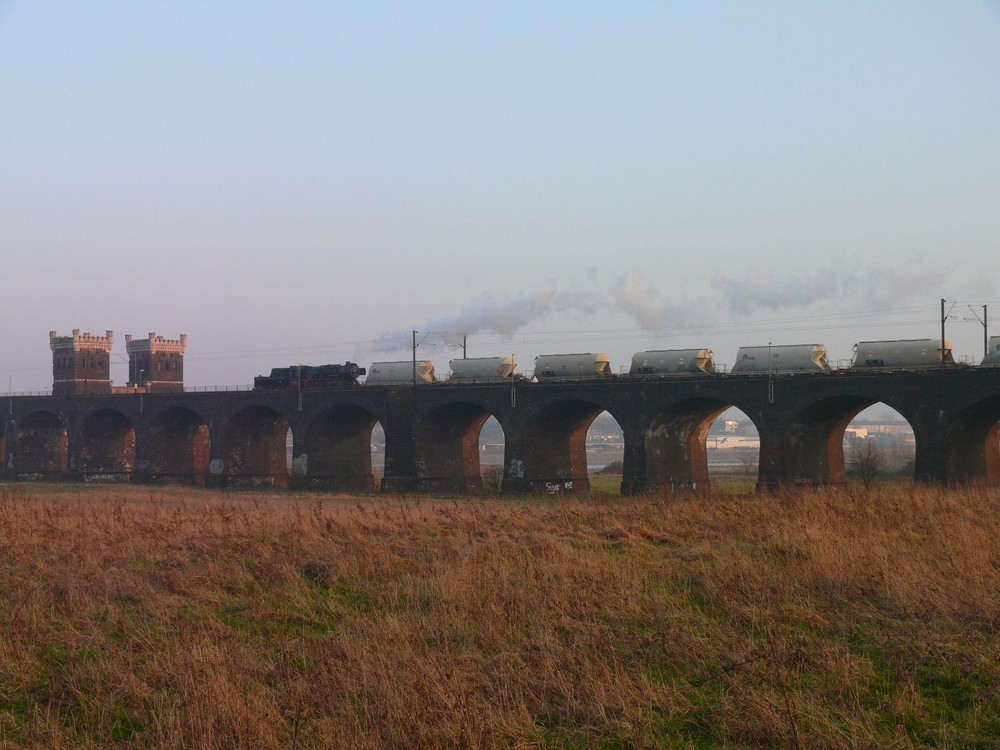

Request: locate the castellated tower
(49, 329), (114, 395)
(126, 332), (187, 392)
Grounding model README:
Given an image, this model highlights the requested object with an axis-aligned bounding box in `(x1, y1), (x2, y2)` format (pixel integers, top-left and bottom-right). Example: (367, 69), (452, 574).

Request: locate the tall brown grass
(0, 482), (998, 748)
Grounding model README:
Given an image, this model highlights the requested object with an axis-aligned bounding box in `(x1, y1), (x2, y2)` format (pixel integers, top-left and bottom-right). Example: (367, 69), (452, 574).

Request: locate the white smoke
(374, 269), (617, 353)
(373, 256), (985, 354)
(854, 256), (947, 306)
(710, 255), (954, 314)
(551, 267), (605, 315)
(711, 269), (850, 315)
(373, 285), (559, 353)
(612, 271), (705, 329)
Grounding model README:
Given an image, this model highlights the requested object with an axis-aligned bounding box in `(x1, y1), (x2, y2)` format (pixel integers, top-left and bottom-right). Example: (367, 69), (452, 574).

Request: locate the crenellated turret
(49, 329), (115, 395)
(125, 332), (187, 392)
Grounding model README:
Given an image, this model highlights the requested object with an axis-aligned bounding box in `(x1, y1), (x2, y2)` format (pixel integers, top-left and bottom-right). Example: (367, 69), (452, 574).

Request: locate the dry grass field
(1, 481), (999, 749)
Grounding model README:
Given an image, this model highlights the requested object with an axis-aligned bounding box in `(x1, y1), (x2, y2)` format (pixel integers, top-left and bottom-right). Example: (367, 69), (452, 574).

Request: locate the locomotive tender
(254, 337), (994, 390)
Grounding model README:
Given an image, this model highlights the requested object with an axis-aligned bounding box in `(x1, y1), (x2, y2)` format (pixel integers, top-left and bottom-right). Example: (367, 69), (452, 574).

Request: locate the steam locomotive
(253, 362), (365, 390)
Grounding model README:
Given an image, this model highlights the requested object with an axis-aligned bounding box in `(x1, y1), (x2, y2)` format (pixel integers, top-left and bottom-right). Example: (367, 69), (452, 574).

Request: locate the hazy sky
(2, 1), (999, 391)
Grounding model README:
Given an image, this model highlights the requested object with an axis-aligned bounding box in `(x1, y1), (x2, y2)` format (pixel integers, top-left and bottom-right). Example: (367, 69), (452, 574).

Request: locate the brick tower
(125, 332), (187, 392)
(49, 329), (114, 395)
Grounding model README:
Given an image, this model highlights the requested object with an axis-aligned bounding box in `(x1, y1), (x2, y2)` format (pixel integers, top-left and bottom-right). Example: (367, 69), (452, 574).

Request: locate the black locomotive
(253, 362), (365, 390)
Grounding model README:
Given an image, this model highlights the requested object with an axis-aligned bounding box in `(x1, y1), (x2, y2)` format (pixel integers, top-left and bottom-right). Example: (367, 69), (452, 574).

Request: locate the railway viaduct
(3, 369), (1000, 493)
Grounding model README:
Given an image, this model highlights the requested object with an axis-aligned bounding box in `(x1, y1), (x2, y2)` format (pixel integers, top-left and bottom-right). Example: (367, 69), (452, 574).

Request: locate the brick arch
(305, 404), (380, 491)
(143, 407), (210, 484)
(221, 406), (290, 488)
(413, 401), (504, 494)
(944, 395), (1000, 486)
(15, 410), (68, 477)
(79, 408), (135, 481)
(783, 395), (918, 486)
(519, 398), (616, 495)
(642, 397), (762, 491)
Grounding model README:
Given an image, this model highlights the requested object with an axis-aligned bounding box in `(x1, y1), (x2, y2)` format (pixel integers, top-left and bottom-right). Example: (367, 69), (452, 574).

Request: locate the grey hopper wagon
(629, 348), (715, 375)
(365, 360), (437, 385)
(852, 339), (954, 369)
(981, 336), (1000, 366)
(448, 356), (517, 381)
(730, 344), (830, 373)
(533, 353), (612, 380)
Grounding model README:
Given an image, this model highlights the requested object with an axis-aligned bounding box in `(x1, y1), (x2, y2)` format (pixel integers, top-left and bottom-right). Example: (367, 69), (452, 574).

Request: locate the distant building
(49, 329), (114, 395)
(125, 332), (187, 392)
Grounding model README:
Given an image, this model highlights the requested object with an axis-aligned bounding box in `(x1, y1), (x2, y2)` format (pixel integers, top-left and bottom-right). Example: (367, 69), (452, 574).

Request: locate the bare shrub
(481, 465), (504, 494)
(597, 460), (623, 475)
(737, 449), (758, 478)
(849, 438), (885, 489)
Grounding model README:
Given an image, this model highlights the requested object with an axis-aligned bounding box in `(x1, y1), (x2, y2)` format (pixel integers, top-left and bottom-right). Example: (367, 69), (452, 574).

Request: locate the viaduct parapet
(3, 368), (1000, 494)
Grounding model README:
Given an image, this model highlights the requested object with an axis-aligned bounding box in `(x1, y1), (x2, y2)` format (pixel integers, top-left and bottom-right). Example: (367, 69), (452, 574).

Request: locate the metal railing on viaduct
(3, 368), (1000, 493)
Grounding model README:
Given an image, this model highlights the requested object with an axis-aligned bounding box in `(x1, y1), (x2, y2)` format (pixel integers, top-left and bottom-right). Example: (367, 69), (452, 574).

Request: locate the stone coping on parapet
(49, 329), (114, 352)
(125, 332), (188, 354)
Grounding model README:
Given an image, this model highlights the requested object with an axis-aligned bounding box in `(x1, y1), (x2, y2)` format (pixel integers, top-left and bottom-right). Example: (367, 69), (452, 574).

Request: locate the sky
(2, 1), (999, 392)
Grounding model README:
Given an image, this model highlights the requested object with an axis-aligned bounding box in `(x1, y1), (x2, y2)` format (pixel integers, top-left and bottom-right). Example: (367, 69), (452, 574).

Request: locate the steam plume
(612, 271), (705, 328)
(711, 256), (952, 314)
(373, 269), (622, 353)
(373, 285), (558, 352)
(373, 255), (978, 354)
